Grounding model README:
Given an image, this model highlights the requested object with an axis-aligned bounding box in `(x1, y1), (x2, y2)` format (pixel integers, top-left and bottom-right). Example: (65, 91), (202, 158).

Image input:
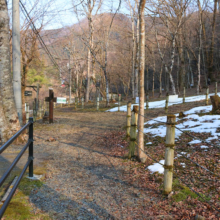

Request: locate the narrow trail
(31, 110), (152, 219)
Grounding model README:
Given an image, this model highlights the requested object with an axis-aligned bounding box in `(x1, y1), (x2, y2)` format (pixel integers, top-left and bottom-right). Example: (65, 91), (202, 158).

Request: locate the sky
(7, 0), (130, 30)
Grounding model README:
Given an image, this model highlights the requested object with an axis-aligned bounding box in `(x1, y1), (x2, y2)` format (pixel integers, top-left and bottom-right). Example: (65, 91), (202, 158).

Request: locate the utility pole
(12, 0), (22, 125)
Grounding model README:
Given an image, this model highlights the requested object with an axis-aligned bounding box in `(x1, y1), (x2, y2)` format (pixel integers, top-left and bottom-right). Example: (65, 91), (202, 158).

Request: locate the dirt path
(32, 109), (143, 220)
(29, 101), (209, 219)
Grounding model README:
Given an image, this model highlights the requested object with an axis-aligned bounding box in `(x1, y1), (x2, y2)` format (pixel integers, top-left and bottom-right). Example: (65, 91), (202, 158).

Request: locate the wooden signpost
(45, 89), (57, 123)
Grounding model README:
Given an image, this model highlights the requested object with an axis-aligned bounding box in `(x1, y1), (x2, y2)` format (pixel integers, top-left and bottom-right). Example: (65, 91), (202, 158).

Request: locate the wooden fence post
(118, 94), (121, 112)
(126, 101), (132, 137)
(215, 82), (218, 96)
(26, 103), (29, 124)
(165, 93), (169, 111)
(97, 97), (99, 111)
(39, 101), (42, 119)
(43, 100), (46, 114)
(75, 97), (78, 109)
(128, 105), (138, 159)
(146, 93), (149, 110)
(206, 87), (209, 106)
(183, 87), (185, 104)
(33, 101), (36, 122)
(164, 115), (176, 195)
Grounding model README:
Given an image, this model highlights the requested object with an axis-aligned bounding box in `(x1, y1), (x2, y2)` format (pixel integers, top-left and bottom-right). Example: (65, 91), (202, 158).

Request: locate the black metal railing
(0, 117), (34, 218)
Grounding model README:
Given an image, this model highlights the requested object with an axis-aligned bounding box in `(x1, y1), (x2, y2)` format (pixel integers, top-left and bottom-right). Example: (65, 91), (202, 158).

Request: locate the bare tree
(138, 0), (147, 163)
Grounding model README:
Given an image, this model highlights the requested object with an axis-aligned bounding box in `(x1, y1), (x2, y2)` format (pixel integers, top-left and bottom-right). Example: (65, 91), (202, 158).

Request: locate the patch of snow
(147, 160), (165, 174)
(117, 144), (124, 148)
(200, 145), (209, 149)
(146, 142), (152, 145)
(180, 163), (186, 168)
(184, 105), (212, 114)
(107, 93), (220, 112)
(189, 140), (202, 144)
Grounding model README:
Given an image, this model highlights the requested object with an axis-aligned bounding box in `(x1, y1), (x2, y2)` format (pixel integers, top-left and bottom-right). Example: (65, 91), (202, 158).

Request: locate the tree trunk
(159, 63), (163, 97)
(138, 0), (147, 163)
(208, 0), (218, 79)
(104, 45), (109, 106)
(131, 12), (135, 99)
(197, 0), (202, 95)
(134, 15), (139, 98)
(0, 0), (20, 140)
(85, 48), (91, 102)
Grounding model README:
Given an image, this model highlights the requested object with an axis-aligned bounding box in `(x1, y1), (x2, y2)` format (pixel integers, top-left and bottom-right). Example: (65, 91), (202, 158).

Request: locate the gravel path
(29, 101), (208, 220)
(30, 110), (151, 220)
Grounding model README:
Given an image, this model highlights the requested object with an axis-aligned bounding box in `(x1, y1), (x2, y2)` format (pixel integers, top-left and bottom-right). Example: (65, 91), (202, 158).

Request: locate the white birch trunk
(134, 15), (139, 98)
(197, 0), (202, 95)
(138, 0), (147, 163)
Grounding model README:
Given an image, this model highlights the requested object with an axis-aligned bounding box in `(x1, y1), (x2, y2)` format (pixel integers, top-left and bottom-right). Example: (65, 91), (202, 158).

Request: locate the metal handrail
(0, 121), (31, 154)
(0, 117), (34, 219)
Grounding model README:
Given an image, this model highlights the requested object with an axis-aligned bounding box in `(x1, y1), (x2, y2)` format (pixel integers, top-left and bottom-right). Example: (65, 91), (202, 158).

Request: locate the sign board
(135, 97), (139, 104)
(56, 97), (67, 104)
(24, 91), (32, 96)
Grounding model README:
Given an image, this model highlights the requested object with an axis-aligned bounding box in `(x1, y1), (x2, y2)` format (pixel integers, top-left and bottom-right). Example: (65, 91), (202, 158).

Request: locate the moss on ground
(171, 179), (210, 203)
(1, 174), (50, 220)
(0, 161), (49, 220)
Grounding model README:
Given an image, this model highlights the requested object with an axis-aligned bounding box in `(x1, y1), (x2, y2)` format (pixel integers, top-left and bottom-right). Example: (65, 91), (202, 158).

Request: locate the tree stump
(210, 95), (220, 114)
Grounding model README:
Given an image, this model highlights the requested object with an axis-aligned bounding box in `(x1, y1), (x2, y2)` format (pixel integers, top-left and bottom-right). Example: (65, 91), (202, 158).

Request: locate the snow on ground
(144, 105), (220, 173)
(188, 140), (202, 144)
(107, 93), (219, 112)
(147, 160), (165, 174)
(143, 105), (220, 142)
(200, 145), (209, 149)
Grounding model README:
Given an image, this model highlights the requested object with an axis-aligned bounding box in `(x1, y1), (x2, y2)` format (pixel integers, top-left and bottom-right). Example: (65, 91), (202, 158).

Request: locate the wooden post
(183, 87), (185, 104)
(146, 93), (149, 110)
(97, 97), (99, 111)
(33, 101), (36, 122)
(43, 100), (46, 114)
(165, 93), (169, 111)
(128, 105), (138, 158)
(164, 115), (176, 195)
(45, 89), (57, 123)
(75, 97), (78, 109)
(49, 89), (53, 123)
(118, 94), (121, 112)
(26, 103), (29, 124)
(206, 87), (209, 106)
(39, 101), (42, 119)
(126, 101), (132, 137)
(82, 98), (84, 109)
(215, 82), (218, 96)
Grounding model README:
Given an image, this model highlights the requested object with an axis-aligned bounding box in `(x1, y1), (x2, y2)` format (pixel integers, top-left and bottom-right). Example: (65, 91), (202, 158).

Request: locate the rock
(46, 137), (56, 142)
(179, 112), (186, 118)
(210, 95), (220, 114)
(195, 215), (205, 220)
